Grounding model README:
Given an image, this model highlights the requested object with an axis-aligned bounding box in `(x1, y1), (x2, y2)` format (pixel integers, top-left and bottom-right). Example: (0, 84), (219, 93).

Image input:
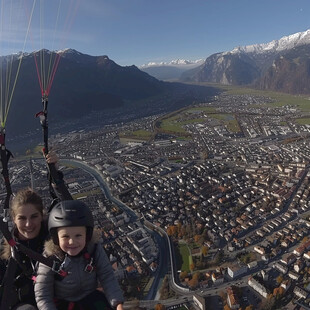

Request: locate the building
(227, 286), (240, 309)
(248, 277), (268, 298)
(227, 264), (248, 279)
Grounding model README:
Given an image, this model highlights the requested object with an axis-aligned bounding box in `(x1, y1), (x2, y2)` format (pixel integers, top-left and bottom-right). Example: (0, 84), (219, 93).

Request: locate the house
(280, 253), (296, 266)
(273, 262), (288, 274)
(304, 251), (310, 260)
(254, 246), (265, 255)
(294, 259), (305, 273)
(193, 294), (207, 310)
(281, 280), (291, 291)
(288, 271), (300, 281)
(293, 286), (309, 299)
(227, 264), (248, 279)
(226, 286), (240, 309)
(212, 272), (224, 285)
(248, 277), (268, 298)
(294, 240), (310, 256)
(247, 261), (258, 269)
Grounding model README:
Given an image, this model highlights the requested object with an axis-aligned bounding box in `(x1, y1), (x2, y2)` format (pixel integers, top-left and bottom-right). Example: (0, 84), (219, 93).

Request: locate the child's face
(57, 226), (87, 256)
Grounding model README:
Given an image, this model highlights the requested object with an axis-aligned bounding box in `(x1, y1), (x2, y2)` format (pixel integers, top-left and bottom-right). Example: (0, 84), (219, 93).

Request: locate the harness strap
(84, 250), (95, 273)
(68, 302), (75, 310)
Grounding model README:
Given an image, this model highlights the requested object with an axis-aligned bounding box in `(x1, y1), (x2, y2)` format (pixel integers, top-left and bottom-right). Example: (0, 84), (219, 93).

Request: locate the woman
(0, 152), (71, 310)
(0, 188), (46, 310)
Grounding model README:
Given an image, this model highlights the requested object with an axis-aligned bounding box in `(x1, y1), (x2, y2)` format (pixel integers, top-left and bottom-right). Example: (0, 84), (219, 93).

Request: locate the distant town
(4, 91), (310, 310)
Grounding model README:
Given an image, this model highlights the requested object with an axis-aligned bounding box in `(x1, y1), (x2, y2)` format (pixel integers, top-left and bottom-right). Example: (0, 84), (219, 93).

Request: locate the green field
(154, 85), (310, 136)
(177, 243), (192, 272)
(222, 85), (310, 111)
(187, 106), (217, 113)
(296, 118), (310, 125)
(208, 113), (240, 132)
(119, 129), (153, 141)
(72, 188), (102, 199)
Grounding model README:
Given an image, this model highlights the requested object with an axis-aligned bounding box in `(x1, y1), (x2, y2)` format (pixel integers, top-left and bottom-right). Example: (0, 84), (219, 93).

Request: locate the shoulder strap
(84, 244), (97, 273)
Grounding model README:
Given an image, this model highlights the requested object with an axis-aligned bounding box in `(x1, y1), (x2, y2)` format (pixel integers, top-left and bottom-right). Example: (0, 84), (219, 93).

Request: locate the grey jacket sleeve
(34, 262), (57, 310)
(95, 244), (124, 307)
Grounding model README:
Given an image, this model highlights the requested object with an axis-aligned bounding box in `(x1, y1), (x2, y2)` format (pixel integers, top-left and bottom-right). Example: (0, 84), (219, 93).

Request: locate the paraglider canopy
(0, 0), (36, 128)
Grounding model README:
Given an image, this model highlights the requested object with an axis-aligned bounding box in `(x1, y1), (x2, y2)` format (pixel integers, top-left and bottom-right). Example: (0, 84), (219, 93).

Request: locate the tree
(154, 304), (165, 310)
(159, 276), (171, 300)
(190, 262), (195, 272)
(194, 234), (201, 243)
(202, 245), (208, 256)
(276, 275), (283, 284)
(179, 271), (188, 281)
(261, 296), (275, 310)
(167, 226), (174, 236)
(188, 277), (199, 289)
(167, 225), (177, 237)
(278, 287), (285, 296)
(273, 287), (279, 296)
(192, 272), (200, 281)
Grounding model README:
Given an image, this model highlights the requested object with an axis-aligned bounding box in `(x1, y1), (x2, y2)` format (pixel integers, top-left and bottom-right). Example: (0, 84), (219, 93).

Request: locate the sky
(1, 0), (310, 67)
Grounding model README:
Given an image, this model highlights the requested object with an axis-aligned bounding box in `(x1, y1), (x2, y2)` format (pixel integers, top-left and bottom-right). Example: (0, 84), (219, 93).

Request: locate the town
(3, 91), (310, 310)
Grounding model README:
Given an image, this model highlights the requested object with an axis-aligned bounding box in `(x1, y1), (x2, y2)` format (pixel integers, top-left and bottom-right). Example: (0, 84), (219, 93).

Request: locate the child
(34, 200), (124, 310)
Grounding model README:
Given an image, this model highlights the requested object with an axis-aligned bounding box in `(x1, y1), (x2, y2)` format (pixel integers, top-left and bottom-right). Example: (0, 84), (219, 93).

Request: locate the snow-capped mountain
(181, 28), (310, 95)
(140, 58), (204, 80)
(231, 29), (310, 54)
(140, 58), (204, 68)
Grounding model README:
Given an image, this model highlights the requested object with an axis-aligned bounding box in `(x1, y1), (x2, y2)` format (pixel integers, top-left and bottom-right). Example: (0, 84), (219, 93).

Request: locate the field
(119, 129), (153, 142)
(177, 243), (192, 272)
(153, 85), (310, 133)
(224, 85), (310, 111)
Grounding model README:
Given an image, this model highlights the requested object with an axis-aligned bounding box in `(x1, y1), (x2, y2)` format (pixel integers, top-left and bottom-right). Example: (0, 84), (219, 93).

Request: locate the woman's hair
(11, 188), (44, 219)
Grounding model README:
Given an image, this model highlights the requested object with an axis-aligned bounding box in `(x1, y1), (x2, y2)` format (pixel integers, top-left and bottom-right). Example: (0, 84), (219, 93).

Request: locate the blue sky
(1, 0), (310, 66)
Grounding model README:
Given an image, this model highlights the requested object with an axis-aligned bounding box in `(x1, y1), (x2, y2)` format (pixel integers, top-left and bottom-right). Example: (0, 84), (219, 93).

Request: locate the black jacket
(0, 222), (48, 308)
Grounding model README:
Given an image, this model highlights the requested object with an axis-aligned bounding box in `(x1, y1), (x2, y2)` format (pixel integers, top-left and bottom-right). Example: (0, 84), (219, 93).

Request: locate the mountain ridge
(1, 49), (218, 144)
(141, 28), (310, 88)
(180, 28), (310, 94)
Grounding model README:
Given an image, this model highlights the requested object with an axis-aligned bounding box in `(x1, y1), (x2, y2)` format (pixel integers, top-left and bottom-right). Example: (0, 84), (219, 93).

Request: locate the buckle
(52, 260), (61, 273)
(84, 258), (94, 273)
(52, 261), (68, 277)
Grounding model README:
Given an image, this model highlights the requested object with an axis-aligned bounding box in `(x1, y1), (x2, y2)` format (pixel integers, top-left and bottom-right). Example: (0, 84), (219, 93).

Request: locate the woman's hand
(44, 150), (59, 165)
(116, 303), (124, 310)
(44, 150), (60, 172)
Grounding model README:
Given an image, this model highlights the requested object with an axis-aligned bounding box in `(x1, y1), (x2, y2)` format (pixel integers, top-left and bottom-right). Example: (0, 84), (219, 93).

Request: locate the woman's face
(13, 204), (43, 240)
